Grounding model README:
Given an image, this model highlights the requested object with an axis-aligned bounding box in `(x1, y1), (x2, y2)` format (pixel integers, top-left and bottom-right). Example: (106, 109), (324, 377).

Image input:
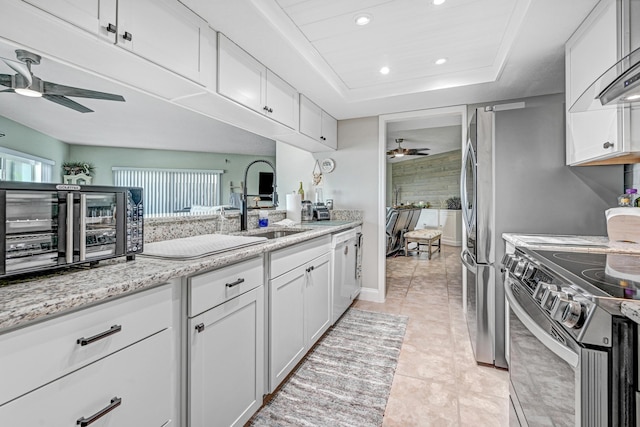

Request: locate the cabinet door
(565, 0), (624, 164)
(299, 95), (322, 141)
(418, 209), (439, 229)
(218, 33), (267, 113)
(321, 110), (338, 149)
(189, 286), (264, 427)
(266, 70), (299, 129)
(439, 210), (461, 246)
(269, 265), (306, 391)
(305, 252), (331, 345)
(0, 330), (172, 426)
(22, 0), (116, 40)
(117, 0), (204, 82)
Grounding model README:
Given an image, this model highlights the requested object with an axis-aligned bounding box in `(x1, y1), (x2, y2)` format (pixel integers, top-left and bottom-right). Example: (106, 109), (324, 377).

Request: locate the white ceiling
(0, 0), (599, 155)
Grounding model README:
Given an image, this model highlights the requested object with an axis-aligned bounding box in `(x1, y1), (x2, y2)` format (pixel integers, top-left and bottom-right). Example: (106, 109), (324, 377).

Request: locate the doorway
(378, 106), (467, 300)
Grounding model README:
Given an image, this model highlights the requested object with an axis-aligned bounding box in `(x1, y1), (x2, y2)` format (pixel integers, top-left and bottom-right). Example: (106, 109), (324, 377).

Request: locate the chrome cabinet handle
(123, 31), (133, 41)
(263, 106), (269, 111)
(77, 324), (122, 346)
(306, 265), (315, 273)
(195, 323), (205, 333)
(76, 397), (122, 426)
(603, 141), (614, 149)
(225, 278), (245, 288)
(320, 136), (326, 141)
(106, 23), (116, 34)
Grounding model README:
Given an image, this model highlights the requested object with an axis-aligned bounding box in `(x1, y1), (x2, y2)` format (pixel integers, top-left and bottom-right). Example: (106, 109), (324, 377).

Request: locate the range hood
(570, 47), (640, 113)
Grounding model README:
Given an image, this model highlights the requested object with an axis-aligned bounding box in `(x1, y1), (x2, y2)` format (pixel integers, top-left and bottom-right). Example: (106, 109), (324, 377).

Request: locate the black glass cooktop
(531, 250), (640, 300)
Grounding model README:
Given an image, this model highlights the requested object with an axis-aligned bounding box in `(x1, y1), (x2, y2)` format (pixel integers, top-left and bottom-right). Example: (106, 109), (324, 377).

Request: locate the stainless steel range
(503, 248), (637, 426)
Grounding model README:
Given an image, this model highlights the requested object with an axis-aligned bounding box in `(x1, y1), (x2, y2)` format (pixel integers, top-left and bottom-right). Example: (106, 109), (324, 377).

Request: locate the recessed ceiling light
(380, 66), (390, 75)
(433, 0), (446, 5)
(354, 14), (372, 26)
(435, 58), (447, 65)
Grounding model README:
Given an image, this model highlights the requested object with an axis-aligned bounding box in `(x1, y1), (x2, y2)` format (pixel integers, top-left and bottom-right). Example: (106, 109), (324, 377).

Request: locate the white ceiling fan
(386, 138), (431, 159)
(0, 49), (125, 113)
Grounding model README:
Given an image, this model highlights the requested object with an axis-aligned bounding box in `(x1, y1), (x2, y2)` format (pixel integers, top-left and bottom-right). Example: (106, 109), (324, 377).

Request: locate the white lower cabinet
(268, 238), (331, 392)
(187, 257), (264, 427)
(0, 328), (172, 426)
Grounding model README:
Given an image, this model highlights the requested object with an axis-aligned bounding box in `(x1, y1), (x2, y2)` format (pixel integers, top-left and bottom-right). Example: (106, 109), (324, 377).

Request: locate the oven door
(505, 278), (609, 426)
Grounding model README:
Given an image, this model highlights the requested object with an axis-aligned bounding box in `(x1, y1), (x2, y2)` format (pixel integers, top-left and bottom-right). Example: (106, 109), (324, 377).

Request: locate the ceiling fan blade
(0, 57), (31, 87)
(43, 81), (125, 101)
(0, 74), (12, 88)
(42, 94), (93, 113)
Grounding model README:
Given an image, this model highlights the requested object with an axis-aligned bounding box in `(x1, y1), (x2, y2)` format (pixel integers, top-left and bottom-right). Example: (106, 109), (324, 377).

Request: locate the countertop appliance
(0, 182), (143, 278)
(503, 248), (637, 426)
(460, 101), (622, 368)
(301, 200), (313, 222)
(312, 203), (330, 221)
(331, 226), (363, 324)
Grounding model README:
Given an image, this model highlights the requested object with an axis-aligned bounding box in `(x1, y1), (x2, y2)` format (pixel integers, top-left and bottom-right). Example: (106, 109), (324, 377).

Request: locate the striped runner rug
(250, 308), (408, 427)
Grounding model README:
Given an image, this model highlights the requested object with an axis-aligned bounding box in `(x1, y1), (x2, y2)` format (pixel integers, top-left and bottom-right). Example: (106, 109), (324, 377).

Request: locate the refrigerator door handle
(460, 140), (477, 235)
(79, 194), (87, 261)
(65, 193), (74, 264)
(460, 249), (476, 271)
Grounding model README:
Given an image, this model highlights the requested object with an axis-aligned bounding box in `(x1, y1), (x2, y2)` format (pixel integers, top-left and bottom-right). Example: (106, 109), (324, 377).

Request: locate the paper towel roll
(286, 193), (302, 223)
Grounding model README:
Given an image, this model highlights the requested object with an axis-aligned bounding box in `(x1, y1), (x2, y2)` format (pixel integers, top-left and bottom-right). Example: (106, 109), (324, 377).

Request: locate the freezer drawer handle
(195, 323), (205, 333)
(77, 324), (122, 346)
(603, 141), (614, 149)
(76, 396), (122, 426)
(225, 278), (245, 288)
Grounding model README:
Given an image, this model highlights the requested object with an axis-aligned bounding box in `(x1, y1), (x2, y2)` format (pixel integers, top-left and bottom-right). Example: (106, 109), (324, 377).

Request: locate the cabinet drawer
(189, 257), (263, 317)
(0, 329), (172, 426)
(270, 235), (331, 279)
(0, 284), (172, 406)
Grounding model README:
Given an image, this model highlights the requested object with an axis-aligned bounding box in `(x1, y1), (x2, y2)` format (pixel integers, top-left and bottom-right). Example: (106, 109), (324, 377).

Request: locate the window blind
(113, 167), (223, 216)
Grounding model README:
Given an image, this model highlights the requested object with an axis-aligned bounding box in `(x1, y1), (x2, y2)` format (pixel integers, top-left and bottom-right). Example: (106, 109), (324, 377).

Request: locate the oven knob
(549, 293), (571, 321)
(522, 263), (537, 280)
(561, 300), (585, 329)
(533, 282), (558, 302)
(540, 285), (562, 310)
(513, 259), (528, 277)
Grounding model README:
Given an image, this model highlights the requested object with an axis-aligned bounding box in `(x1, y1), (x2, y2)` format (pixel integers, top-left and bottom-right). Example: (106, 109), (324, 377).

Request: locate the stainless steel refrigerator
(460, 97), (622, 368)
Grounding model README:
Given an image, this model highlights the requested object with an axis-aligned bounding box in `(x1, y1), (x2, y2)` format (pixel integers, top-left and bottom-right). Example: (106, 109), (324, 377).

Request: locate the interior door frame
(377, 105), (467, 302)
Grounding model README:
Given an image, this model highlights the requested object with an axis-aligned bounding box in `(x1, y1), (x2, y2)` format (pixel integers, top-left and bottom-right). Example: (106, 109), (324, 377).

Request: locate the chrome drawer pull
(77, 324), (122, 346)
(77, 396), (122, 426)
(195, 323), (205, 333)
(226, 278), (245, 288)
(305, 265), (315, 273)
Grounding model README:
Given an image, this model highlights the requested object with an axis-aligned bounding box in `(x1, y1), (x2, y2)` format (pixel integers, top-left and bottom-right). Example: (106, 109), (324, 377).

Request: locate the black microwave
(0, 182), (143, 278)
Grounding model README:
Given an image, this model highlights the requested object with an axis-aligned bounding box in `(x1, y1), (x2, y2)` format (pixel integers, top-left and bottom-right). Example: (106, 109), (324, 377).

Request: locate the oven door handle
(505, 280), (579, 368)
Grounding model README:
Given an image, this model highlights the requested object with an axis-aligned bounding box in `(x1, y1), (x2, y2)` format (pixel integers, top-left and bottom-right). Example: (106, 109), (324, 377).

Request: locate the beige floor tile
(383, 375), (460, 427)
(382, 245), (509, 426)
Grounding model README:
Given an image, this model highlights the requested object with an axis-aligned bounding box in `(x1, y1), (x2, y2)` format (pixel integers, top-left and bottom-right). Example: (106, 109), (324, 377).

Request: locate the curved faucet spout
(241, 160), (278, 231)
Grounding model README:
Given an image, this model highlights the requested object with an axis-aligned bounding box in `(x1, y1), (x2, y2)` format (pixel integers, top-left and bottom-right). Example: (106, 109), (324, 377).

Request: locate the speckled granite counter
(0, 221), (361, 333)
(502, 233), (640, 254)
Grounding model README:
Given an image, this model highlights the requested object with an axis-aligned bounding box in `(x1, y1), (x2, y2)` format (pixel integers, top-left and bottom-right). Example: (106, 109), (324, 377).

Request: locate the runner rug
(250, 308), (408, 427)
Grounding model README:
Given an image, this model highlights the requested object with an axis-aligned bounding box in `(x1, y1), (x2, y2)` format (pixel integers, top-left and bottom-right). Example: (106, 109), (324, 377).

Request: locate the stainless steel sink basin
(250, 229), (307, 239)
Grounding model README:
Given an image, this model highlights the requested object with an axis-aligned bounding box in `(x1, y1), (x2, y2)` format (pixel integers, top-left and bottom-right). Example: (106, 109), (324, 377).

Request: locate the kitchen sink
(250, 229), (307, 239)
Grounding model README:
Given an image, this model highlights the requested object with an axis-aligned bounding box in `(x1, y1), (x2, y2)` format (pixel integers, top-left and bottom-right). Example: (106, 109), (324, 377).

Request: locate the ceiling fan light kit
(387, 138), (430, 158)
(0, 49), (126, 113)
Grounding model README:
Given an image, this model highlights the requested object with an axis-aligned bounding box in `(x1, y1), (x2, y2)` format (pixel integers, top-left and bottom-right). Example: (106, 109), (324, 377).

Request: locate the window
(0, 147), (54, 182)
(113, 167), (223, 216)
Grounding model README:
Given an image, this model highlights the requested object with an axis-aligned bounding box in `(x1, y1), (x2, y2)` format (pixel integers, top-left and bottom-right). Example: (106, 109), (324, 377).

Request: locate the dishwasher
(331, 226), (363, 324)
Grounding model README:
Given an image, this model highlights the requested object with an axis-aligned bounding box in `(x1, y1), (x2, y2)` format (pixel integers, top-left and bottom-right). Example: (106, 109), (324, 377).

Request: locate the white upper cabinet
(22, 0), (206, 84)
(218, 33), (299, 130)
(300, 95), (338, 149)
(566, 0), (640, 165)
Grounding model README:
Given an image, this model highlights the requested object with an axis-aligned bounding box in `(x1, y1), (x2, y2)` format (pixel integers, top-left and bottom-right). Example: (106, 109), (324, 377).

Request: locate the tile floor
(354, 244), (509, 426)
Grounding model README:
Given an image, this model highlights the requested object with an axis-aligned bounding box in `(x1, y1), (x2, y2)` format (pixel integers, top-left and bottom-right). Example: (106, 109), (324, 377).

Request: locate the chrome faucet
(241, 160), (278, 230)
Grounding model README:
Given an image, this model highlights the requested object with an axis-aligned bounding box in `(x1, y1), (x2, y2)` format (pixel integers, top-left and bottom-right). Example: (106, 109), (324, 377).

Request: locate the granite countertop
(0, 221), (361, 333)
(621, 302), (640, 324)
(502, 233), (640, 254)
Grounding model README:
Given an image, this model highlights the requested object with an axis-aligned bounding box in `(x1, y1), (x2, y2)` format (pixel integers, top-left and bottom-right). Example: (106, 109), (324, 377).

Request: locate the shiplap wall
(391, 149), (461, 208)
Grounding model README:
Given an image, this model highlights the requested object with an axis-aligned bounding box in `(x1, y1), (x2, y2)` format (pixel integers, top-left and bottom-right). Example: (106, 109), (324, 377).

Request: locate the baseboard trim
(358, 287), (384, 303)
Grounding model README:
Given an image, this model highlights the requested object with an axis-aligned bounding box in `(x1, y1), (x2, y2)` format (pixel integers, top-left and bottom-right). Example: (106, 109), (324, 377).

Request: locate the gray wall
(390, 149), (461, 208)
